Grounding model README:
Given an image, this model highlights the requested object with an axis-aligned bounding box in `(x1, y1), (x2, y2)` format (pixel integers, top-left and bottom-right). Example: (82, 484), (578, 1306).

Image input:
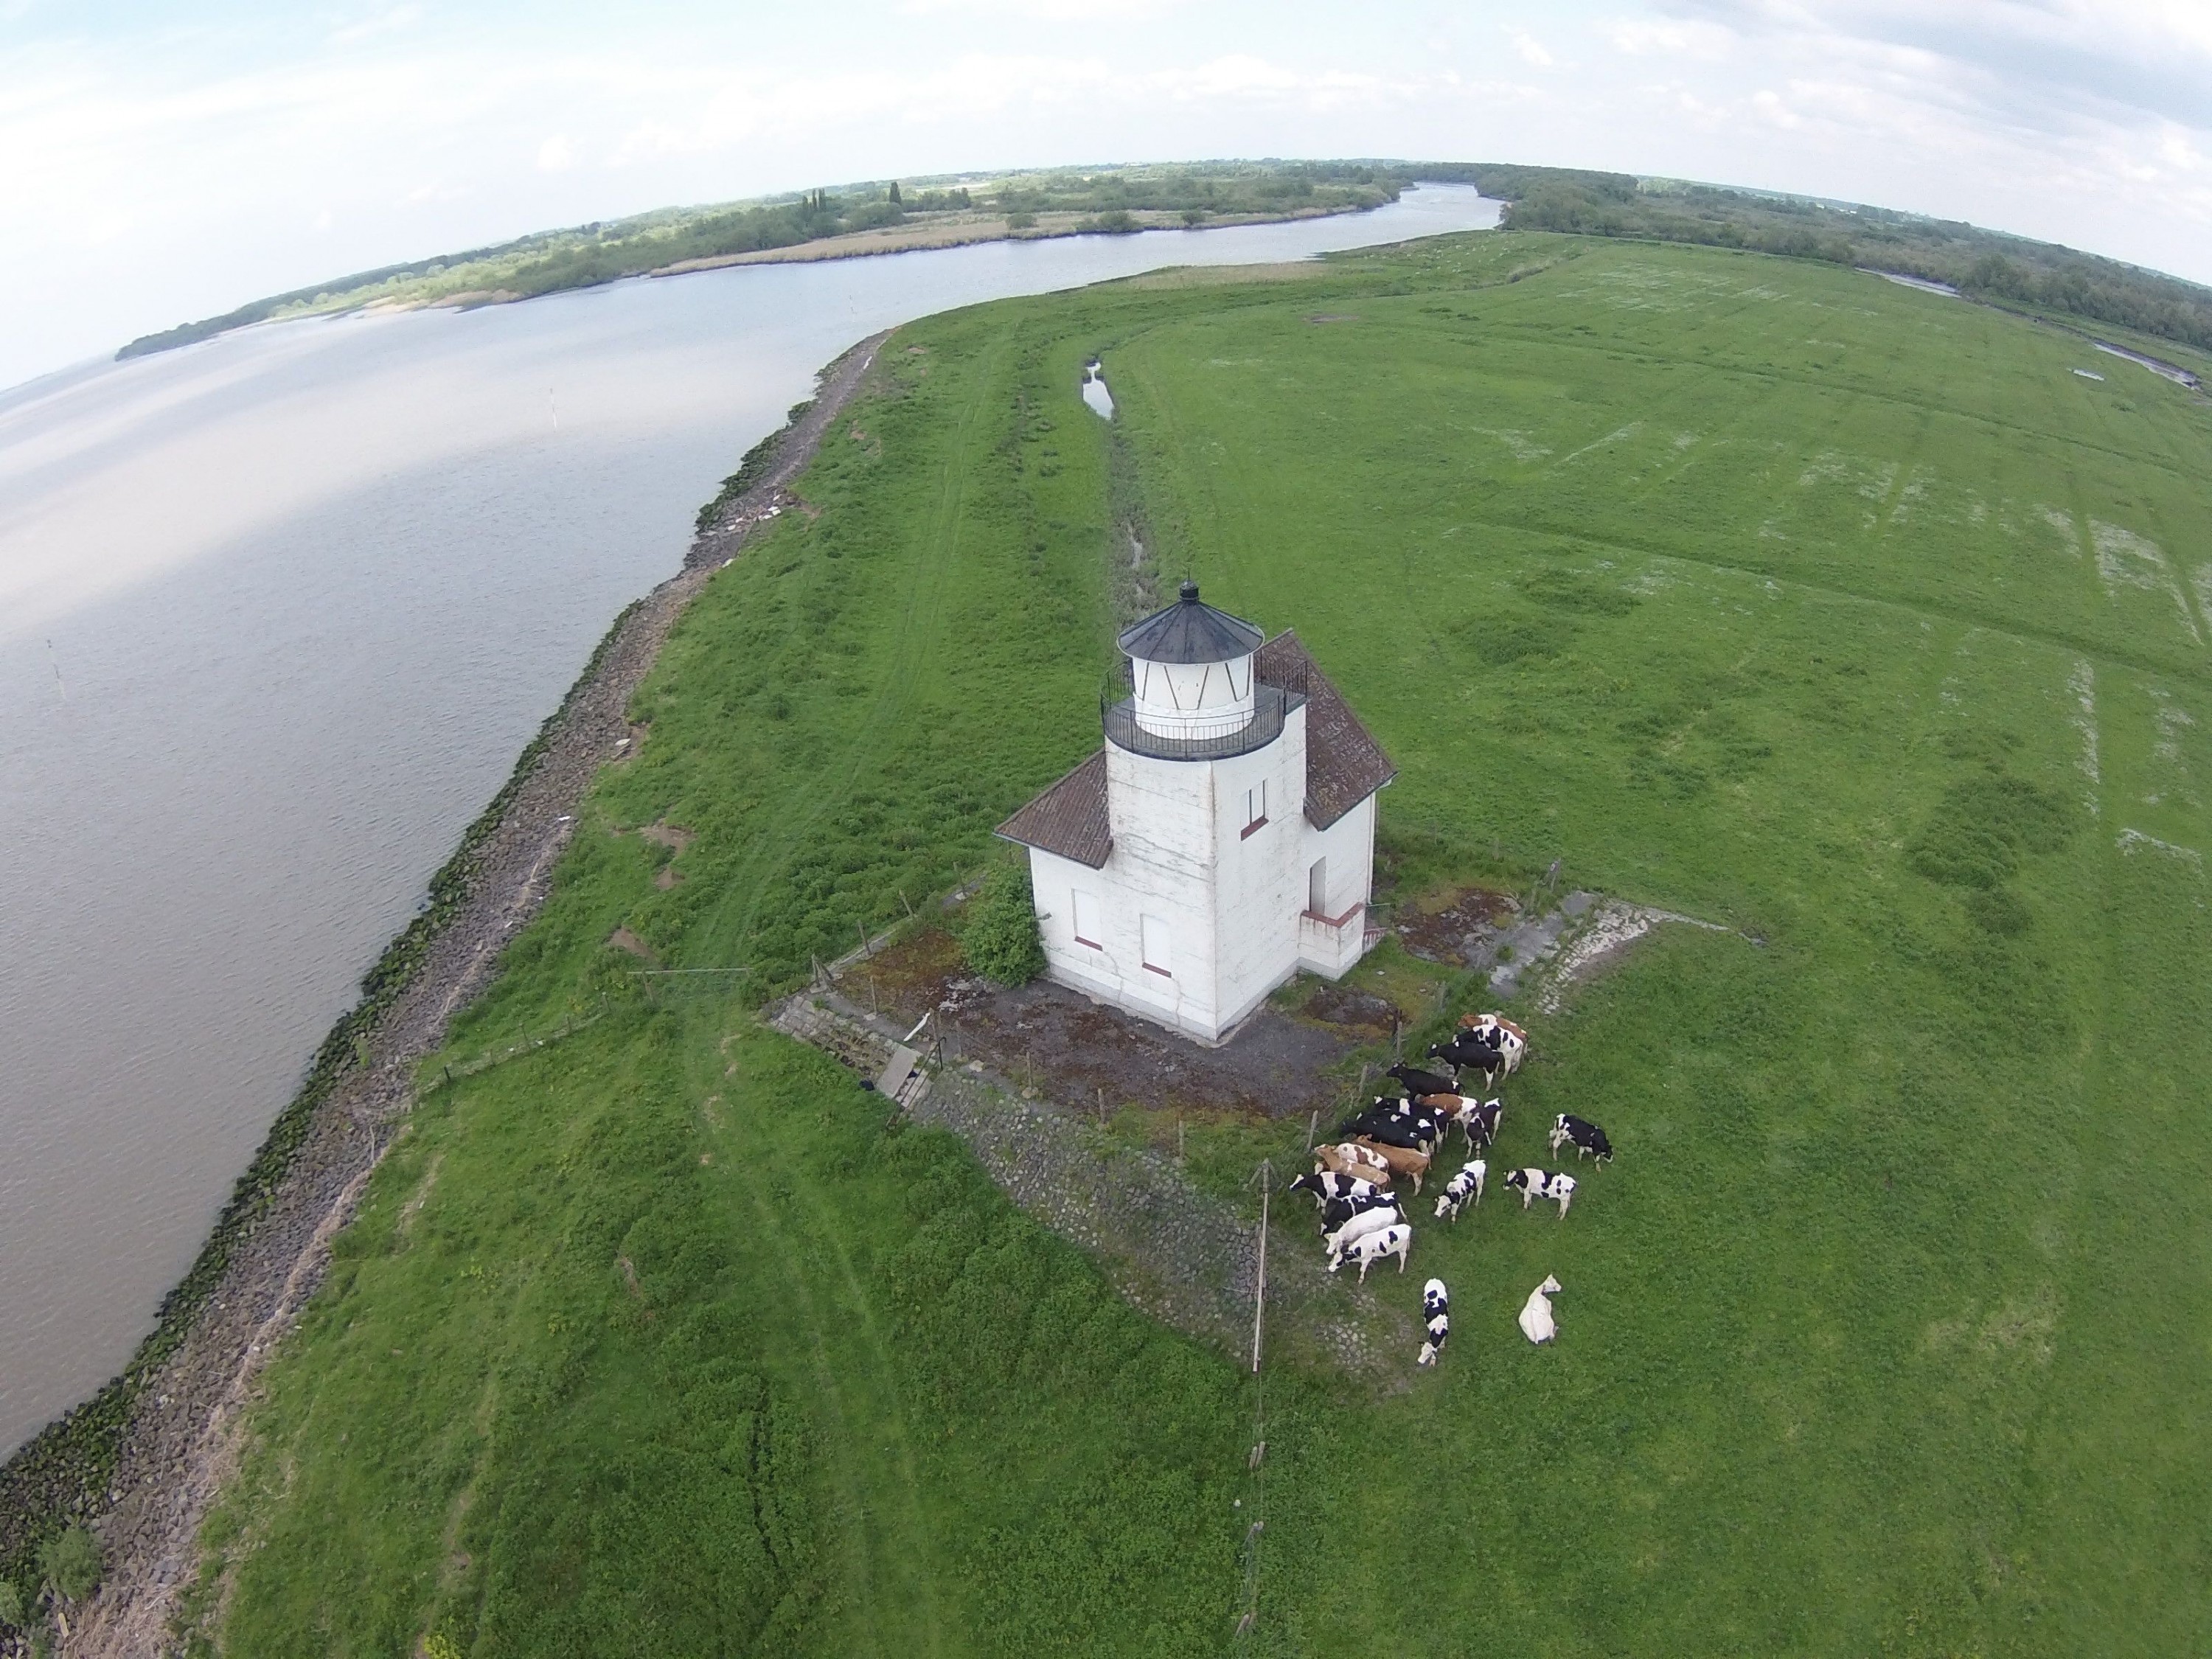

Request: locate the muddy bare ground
(844, 927), (1372, 1123)
(55, 333), (893, 1659)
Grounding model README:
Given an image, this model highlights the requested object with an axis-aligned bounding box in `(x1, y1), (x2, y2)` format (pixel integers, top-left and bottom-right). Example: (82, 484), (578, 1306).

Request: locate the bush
(38, 1526), (98, 1604)
(0, 1576), (21, 1627)
(961, 863), (1046, 985)
(1005, 210), (1037, 230)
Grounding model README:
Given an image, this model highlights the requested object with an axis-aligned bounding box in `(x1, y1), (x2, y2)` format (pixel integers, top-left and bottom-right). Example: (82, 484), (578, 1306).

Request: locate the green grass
(198, 230), (2212, 1653)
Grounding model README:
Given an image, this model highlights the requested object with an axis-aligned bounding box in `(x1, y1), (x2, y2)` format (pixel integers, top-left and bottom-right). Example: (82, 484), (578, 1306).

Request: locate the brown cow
(1315, 1142), (1393, 1186)
(1352, 1136), (1432, 1194)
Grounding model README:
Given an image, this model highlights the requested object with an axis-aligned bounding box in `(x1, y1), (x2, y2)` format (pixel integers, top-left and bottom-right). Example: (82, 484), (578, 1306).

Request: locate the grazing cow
(1351, 1137), (1433, 1193)
(1332, 1223), (1413, 1282)
(1315, 1142), (1392, 1185)
(1503, 1168), (1576, 1216)
(1517, 1275), (1562, 1344)
(1324, 1205), (1404, 1262)
(1433, 1160), (1487, 1221)
(1318, 1189), (1398, 1234)
(1385, 1063), (1458, 1100)
(1548, 1113), (1613, 1164)
(1417, 1279), (1452, 1364)
(1418, 1312), (1450, 1366)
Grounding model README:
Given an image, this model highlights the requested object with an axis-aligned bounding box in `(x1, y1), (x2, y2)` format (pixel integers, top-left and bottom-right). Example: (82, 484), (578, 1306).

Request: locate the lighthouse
(997, 582), (1394, 1044)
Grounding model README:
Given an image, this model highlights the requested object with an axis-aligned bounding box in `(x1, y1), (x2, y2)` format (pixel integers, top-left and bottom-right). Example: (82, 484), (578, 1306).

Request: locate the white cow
(1417, 1277), (1452, 1367)
(1517, 1275), (1562, 1344)
(1433, 1160), (1487, 1221)
(1324, 1205), (1403, 1262)
(1332, 1223), (1412, 1281)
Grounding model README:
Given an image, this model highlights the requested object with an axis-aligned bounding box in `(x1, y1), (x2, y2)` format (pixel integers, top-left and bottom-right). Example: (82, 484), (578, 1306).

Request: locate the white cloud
(1509, 29), (1556, 66)
(537, 134), (574, 171)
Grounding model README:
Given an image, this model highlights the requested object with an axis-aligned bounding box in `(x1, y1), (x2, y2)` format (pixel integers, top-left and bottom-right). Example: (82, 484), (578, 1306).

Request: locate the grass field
(192, 230), (2212, 1654)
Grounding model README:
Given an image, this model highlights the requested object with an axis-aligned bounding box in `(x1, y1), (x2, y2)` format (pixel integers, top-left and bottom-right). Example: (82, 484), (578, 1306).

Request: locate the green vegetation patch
(198, 230), (2212, 1653)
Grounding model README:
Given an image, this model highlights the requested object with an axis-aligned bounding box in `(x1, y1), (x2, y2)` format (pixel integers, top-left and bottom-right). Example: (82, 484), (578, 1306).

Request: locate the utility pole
(1248, 1159), (1273, 1374)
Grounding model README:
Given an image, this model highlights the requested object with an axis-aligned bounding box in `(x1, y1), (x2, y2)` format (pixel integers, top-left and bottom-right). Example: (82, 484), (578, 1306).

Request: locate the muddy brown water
(0, 187), (1503, 1453)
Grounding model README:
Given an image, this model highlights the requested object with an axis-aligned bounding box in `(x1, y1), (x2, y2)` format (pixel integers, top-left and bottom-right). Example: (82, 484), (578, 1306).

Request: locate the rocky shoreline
(0, 329), (890, 1658)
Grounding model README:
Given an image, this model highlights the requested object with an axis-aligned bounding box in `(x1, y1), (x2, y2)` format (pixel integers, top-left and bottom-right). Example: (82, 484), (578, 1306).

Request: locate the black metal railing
(1102, 684), (1299, 762)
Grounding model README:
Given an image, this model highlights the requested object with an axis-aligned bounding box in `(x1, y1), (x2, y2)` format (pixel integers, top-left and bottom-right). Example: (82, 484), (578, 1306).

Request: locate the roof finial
(1179, 579), (1200, 603)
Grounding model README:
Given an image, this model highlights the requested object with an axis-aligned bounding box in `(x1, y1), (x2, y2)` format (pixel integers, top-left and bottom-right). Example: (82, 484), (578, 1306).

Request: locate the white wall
(1025, 706), (1382, 1042)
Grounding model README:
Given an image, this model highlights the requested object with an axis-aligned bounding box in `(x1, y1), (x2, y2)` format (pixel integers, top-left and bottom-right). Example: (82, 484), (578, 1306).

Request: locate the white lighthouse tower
(998, 582), (1394, 1044)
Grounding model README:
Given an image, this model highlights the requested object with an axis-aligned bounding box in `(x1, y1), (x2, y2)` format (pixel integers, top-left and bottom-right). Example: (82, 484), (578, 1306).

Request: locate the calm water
(0, 185), (1500, 1452)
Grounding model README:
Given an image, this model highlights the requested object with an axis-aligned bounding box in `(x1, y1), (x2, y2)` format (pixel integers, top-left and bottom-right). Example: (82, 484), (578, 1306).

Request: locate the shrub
(961, 862), (1046, 985)
(0, 1576), (21, 1627)
(1006, 210), (1037, 230)
(38, 1526), (99, 1604)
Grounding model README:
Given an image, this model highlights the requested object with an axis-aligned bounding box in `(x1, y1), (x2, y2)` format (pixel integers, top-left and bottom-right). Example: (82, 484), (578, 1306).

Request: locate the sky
(4, 0), (2211, 392)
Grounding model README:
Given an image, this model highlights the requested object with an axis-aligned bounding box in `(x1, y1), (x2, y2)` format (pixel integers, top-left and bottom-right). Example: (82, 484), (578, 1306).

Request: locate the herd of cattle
(1286, 1012), (1610, 1363)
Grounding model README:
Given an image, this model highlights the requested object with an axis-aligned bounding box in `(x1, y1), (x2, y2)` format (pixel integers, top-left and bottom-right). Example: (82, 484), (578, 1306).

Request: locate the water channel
(0, 184), (1500, 1452)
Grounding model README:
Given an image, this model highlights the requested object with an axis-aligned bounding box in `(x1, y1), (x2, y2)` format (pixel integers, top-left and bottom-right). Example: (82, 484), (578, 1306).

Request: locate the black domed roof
(1116, 581), (1264, 664)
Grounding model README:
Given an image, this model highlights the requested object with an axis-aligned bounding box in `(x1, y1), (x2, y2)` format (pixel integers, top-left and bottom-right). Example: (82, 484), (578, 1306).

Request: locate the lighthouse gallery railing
(1101, 683), (1301, 762)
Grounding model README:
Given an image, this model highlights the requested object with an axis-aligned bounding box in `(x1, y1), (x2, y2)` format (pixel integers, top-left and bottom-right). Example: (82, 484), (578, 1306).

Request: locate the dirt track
(60, 330), (891, 1659)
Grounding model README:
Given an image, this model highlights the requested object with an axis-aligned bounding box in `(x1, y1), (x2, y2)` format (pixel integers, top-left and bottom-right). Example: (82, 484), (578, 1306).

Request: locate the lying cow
(1315, 1142), (1393, 1186)
(1331, 1222), (1412, 1282)
(1503, 1166), (1576, 1218)
(1518, 1274), (1561, 1344)
(1418, 1278), (1451, 1366)
(1433, 1160), (1487, 1221)
(1351, 1136), (1432, 1194)
(1549, 1113), (1613, 1164)
(1324, 1204), (1403, 1262)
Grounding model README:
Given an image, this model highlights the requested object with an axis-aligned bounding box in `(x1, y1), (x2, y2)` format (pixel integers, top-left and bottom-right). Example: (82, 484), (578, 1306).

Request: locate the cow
(1420, 1093), (1502, 1151)
(1318, 1189), (1398, 1235)
(1324, 1205), (1404, 1262)
(1450, 1014), (1528, 1082)
(1315, 1142), (1392, 1186)
(1433, 1160), (1487, 1221)
(1548, 1113), (1613, 1164)
(1517, 1274), (1562, 1344)
(1417, 1279), (1451, 1366)
(1351, 1136), (1432, 1193)
(1503, 1167), (1576, 1217)
(1385, 1063), (1458, 1100)
(1343, 1111), (1437, 1154)
(1292, 1170), (1387, 1208)
(1332, 1223), (1413, 1282)
(1460, 1012), (1528, 1044)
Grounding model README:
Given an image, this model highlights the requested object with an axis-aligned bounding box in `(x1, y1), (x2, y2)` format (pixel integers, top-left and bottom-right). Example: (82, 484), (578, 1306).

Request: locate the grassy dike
(186, 230), (2211, 1654)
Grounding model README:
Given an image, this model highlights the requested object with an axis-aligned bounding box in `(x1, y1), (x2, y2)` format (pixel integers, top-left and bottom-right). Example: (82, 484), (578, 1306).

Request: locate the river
(0, 184), (1500, 1453)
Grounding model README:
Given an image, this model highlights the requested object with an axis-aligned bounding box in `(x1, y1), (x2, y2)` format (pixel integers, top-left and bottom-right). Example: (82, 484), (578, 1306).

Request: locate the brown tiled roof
(995, 748), (1112, 868)
(1256, 630), (1397, 829)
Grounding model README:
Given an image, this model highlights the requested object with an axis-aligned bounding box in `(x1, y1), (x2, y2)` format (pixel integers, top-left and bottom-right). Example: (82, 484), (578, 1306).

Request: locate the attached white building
(997, 582), (1395, 1045)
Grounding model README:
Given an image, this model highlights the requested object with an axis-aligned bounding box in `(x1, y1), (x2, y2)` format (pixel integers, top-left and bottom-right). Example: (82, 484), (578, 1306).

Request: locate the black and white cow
(1319, 1189), (1399, 1236)
(1433, 1159), (1487, 1221)
(1417, 1277), (1451, 1366)
(1291, 1170), (1387, 1209)
(1433, 1095), (1503, 1152)
(1332, 1223), (1413, 1281)
(1324, 1205), (1404, 1262)
(1548, 1113), (1613, 1164)
(1385, 1063), (1458, 1100)
(1503, 1166), (1577, 1217)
